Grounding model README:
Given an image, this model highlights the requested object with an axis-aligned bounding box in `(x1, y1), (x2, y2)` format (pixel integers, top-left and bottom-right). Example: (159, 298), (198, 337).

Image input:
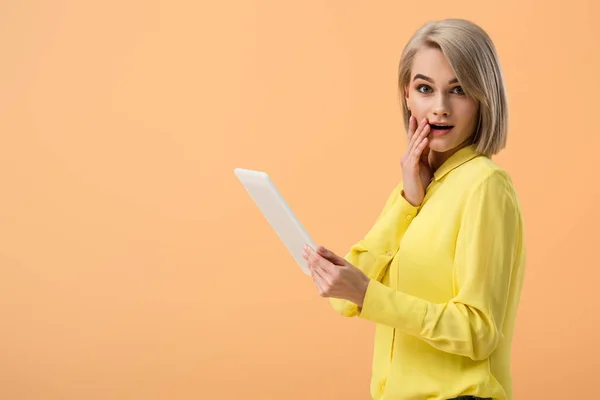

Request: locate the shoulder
(458, 155), (514, 190)
(461, 156), (520, 208)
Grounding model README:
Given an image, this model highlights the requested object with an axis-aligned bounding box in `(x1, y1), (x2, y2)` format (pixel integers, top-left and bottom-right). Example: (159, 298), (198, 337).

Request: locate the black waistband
(447, 397), (492, 400)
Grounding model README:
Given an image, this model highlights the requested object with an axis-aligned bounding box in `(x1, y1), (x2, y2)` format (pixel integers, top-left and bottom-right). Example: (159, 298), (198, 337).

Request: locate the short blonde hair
(398, 19), (509, 156)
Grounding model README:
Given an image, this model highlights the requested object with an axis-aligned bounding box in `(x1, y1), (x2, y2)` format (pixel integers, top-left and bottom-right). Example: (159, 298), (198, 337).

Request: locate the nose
(432, 95), (451, 117)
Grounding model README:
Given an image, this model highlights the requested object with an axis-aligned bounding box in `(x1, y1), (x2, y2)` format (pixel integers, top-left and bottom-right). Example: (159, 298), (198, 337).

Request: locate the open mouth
(429, 124), (454, 136)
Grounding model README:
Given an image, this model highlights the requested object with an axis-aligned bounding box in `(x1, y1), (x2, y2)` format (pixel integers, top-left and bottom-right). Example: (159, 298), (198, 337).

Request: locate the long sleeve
(358, 170), (524, 360)
(329, 182), (420, 317)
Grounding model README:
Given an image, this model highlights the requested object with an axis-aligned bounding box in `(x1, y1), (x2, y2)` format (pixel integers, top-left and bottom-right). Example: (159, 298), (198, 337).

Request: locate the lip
(429, 125), (453, 137)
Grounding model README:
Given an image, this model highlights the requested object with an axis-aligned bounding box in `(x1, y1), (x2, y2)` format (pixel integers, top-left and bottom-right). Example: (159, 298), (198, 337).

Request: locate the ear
(404, 84), (411, 110)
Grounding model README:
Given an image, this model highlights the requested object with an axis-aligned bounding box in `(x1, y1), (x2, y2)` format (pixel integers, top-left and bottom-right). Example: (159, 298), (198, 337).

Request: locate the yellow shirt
(330, 144), (526, 400)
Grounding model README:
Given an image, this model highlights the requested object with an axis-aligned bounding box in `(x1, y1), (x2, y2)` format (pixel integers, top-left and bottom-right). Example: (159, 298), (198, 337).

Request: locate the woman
(303, 18), (525, 400)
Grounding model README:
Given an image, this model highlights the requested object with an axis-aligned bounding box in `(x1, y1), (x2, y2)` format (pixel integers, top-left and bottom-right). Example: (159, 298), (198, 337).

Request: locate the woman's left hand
(303, 245), (370, 308)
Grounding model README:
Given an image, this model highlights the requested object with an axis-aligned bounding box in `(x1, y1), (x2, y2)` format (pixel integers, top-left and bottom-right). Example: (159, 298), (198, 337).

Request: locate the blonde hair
(398, 19), (508, 156)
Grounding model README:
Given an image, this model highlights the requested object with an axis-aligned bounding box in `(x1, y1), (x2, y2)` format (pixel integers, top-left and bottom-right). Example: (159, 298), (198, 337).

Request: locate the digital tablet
(234, 168), (315, 276)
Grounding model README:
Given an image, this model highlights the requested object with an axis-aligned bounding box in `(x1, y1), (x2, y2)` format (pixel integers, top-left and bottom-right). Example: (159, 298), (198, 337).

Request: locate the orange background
(1, 1), (599, 399)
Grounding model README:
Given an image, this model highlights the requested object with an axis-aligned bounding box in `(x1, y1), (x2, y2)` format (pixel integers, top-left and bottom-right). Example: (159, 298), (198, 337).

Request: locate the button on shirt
(329, 145), (526, 400)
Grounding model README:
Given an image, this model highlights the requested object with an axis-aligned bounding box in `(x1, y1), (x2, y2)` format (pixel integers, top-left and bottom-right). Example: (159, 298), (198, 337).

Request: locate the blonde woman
(303, 19), (525, 400)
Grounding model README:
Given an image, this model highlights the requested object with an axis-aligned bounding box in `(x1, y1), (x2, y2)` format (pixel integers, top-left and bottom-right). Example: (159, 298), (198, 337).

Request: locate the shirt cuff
(358, 279), (426, 336)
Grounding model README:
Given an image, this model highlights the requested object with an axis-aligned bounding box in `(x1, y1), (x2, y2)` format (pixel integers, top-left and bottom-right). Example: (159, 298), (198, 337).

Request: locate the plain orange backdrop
(1, 1), (599, 399)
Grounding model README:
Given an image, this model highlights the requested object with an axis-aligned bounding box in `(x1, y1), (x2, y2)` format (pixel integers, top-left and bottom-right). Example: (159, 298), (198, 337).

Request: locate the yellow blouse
(330, 144), (526, 400)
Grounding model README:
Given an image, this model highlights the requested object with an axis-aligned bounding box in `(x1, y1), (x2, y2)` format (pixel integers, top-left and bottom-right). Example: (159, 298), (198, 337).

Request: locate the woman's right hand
(400, 116), (433, 207)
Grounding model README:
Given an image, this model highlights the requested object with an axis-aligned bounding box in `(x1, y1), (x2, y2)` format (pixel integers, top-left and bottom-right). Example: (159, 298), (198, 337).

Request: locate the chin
(427, 137), (457, 153)
(428, 131), (473, 153)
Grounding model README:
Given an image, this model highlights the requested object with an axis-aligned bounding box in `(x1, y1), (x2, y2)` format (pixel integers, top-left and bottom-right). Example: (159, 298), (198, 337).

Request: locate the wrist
(401, 190), (421, 207)
(353, 276), (370, 308)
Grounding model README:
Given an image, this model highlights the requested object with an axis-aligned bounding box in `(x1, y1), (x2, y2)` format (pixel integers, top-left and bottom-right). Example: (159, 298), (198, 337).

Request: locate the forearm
(359, 280), (502, 360)
(329, 184), (420, 317)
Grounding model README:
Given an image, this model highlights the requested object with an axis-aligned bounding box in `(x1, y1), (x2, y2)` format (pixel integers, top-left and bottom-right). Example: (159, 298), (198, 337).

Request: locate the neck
(429, 140), (473, 173)
(429, 149), (456, 173)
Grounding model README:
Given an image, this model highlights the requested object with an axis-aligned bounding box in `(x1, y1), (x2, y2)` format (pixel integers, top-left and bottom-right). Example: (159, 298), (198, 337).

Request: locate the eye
(451, 86), (465, 95)
(416, 84), (432, 94)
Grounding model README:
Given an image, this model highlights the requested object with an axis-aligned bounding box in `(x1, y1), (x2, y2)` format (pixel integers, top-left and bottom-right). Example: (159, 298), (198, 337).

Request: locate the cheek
(408, 98), (429, 119)
(454, 102), (479, 127)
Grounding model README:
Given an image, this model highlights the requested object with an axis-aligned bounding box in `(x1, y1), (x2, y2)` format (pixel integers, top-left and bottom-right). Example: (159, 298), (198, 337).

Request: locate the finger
(412, 121), (429, 154)
(304, 245), (319, 268)
(402, 117), (422, 164)
(407, 115), (417, 142)
(407, 116), (422, 150)
(317, 246), (345, 266)
(411, 125), (429, 157)
(306, 246), (333, 275)
(420, 141), (431, 158)
(411, 136), (429, 164)
(409, 118), (428, 153)
(303, 246), (317, 273)
(307, 253), (332, 296)
(309, 250), (329, 274)
(311, 266), (328, 295)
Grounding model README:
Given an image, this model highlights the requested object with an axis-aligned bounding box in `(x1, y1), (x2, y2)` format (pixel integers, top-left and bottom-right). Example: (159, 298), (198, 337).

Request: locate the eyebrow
(413, 74), (459, 84)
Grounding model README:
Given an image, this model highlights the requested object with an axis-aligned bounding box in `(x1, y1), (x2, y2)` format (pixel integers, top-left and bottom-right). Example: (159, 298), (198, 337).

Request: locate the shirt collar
(432, 144), (483, 181)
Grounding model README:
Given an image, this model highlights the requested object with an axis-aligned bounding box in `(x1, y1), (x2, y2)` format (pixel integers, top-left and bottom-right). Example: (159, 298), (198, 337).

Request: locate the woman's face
(405, 47), (479, 153)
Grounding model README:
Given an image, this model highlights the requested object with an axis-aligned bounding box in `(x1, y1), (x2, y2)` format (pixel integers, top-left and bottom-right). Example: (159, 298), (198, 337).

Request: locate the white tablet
(234, 168), (315, 276)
